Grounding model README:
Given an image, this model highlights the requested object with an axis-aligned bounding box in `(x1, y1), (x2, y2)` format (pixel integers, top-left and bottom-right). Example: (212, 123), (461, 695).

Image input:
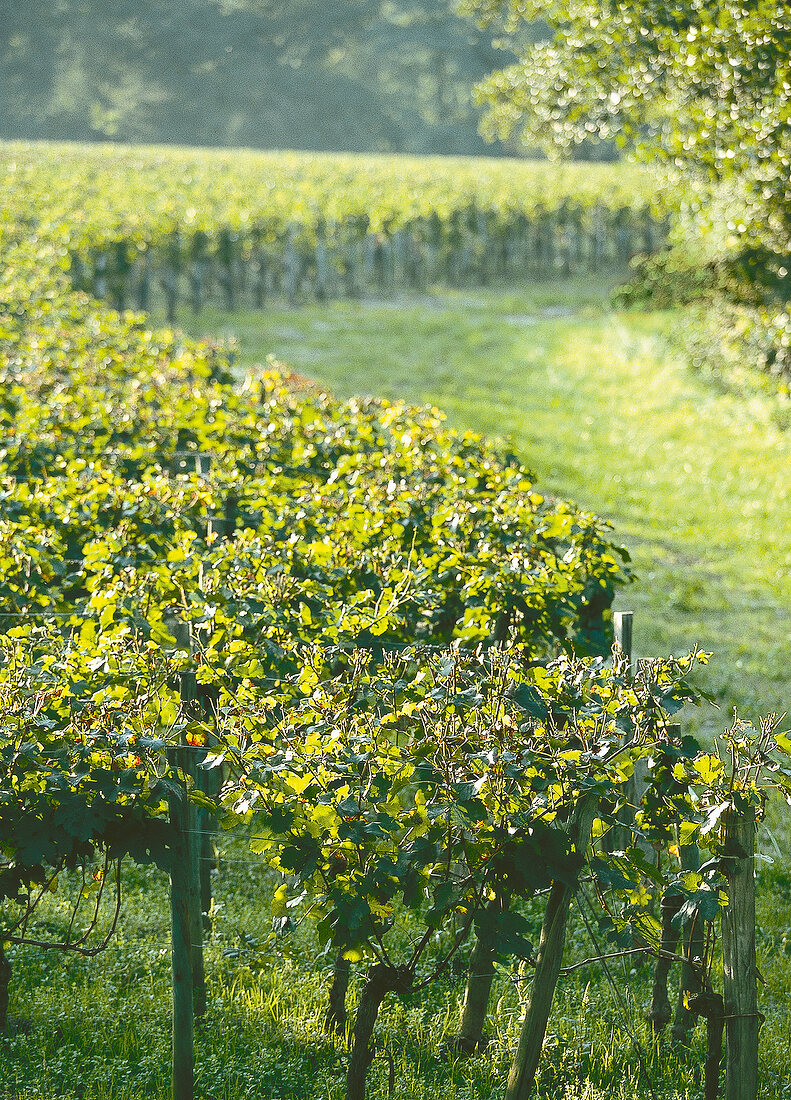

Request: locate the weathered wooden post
(196, 463), (225, 927)
(165, 614), (207, 1032)
(315, 228), (330, 301)
(252, 248), (267, 308)
(93, 251), (108, 300)
(178, 670), (207, 1020)
(283, 226), (301, 305)
(504, 793), (599, 1100)
(722, 804), (759, 1100)
(616, 612), (655, 862)
(614, 610), (633, 670)
(391, 229), (407, 288)
(137, 249), (152, 312)
(168, 734), (194, 1100)
(188, 232), (209, 316)
(362, 233), (376, 292)
(112, 241), (132, 312)
(196, 684), (222, 932)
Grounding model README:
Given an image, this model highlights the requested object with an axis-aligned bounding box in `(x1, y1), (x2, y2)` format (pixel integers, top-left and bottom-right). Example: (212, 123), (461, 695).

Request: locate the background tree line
(0, 0), (517, 156)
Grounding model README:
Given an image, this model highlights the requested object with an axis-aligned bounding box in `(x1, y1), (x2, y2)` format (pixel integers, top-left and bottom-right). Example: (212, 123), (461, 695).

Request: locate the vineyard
(1, 142), (667, 317)
(0, 142), (788, 1100)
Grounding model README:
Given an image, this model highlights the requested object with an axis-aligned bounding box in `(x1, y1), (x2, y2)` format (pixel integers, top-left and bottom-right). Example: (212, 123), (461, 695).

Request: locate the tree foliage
(463, 0), (791, 302)
(0, 0), (511, 156)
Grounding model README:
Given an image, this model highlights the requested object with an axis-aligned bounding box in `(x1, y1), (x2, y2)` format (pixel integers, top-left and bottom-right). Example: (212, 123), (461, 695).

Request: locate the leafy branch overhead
(464, 0), (791, 313)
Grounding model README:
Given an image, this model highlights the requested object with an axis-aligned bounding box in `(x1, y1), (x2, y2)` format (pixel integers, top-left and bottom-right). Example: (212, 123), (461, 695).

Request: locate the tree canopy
(463, 0), (791, 300)
(0, 0), (513, 156)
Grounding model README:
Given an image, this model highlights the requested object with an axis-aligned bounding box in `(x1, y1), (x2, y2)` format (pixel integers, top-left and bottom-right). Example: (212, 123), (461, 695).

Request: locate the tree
(462, 0), (791, 302)
(0, 0), (512, 155)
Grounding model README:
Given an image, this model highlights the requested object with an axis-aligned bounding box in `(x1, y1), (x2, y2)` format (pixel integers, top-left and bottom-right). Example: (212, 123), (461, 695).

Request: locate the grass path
(177, 282), (790, 739)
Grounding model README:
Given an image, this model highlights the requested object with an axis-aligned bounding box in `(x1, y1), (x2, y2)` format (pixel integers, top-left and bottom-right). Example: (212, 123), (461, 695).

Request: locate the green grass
(3, 840), (791, 1099)
(173, 280), (791, 747)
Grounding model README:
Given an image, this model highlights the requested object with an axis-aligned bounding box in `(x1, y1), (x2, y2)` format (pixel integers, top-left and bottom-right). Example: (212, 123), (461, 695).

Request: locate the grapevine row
(2, 142), (670, 316)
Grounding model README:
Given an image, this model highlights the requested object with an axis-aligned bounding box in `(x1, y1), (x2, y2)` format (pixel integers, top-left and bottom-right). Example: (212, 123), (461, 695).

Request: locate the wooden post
(504, 793), (598, 1100)
(195, 676), (221, 930)
(138, 249), (152, 312)
(722, 805), (759, 1100)
(252, 249), (267, 308)
(315, 234), (330, 301)
(616, 612), (652, 860)
(391, 229), (406, 287)
(283, 227), (300, 305)
(613, 610), (633, 671)
(198, 485), (224, 926)
(363, 233), (376, 292)
(161, 266), (179, 325)
(164, 617), (207, 1033)
(168, 741), (194, 1100)
(188, 260), (204, 315)
(94, 251), (108, 299)
(179, 671), (207, 1021)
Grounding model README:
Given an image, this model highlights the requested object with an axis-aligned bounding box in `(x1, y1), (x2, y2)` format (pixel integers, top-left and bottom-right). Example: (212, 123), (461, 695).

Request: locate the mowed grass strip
(176, 281), (791, 743)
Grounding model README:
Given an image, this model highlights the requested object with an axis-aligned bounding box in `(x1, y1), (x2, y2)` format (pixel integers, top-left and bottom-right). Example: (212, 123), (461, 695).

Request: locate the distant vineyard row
(1, 142), (669, 314)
